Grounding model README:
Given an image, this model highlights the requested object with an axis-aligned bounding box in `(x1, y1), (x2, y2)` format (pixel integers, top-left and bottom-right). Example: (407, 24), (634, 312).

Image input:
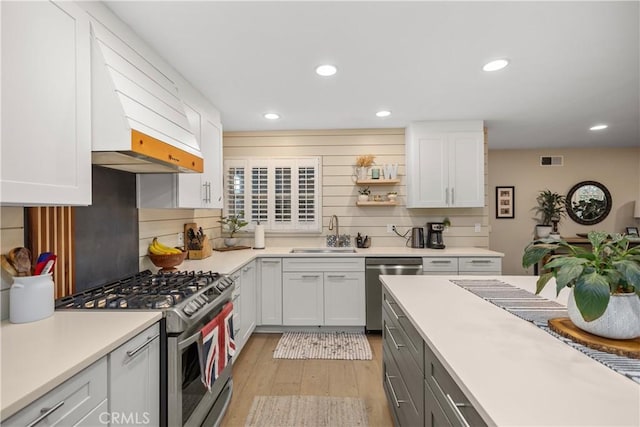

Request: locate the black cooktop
(55, 270), (223, 310)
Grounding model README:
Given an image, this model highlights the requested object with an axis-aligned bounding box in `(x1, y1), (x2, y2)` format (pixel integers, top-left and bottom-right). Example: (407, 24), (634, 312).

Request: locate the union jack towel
(198, 302), (235, 392)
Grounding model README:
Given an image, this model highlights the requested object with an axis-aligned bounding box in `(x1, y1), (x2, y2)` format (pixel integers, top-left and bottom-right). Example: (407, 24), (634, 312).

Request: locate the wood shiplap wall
(138, 208), (222, 270)
(223, 128), (489, 248)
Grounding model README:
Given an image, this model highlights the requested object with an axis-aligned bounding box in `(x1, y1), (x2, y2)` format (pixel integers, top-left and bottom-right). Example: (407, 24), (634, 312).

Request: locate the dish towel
(198, 301), (235, 392)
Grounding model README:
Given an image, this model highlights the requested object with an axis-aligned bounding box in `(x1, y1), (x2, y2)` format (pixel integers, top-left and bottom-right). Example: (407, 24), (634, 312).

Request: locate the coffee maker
(426, 222), (445, 249)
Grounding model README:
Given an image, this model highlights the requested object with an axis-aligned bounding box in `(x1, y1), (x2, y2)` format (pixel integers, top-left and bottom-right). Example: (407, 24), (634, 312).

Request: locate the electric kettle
(410, 227), (425, 248)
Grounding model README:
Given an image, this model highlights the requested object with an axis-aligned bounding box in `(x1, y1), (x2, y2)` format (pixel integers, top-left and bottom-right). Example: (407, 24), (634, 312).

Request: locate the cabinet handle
(470, 260), (492, 264)
(385, 372), (405, 408)
(445, 187), (449, 205)
(326, 274), (346, 278)
(385, 325), (405, 350)
(430, 260), (451, 264)
(301, 274), (320, 278)
(262, 260), (280, 264)
(26, 400), (65, 427)
(126, 334), (159, 359)
(451, 187), (455, 205)
(242, 266), (253, 272)
(208, 182), (212, 203)
(445, 393), (471, 427)
(385, 299), (405, 319)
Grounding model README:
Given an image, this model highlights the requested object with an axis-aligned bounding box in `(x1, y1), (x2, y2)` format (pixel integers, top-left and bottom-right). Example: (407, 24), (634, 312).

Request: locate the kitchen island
(380, 275), (639, 426)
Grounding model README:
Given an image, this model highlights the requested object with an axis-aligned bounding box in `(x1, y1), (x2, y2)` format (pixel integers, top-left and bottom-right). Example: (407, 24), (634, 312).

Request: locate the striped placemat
(451, 279), (640, 384)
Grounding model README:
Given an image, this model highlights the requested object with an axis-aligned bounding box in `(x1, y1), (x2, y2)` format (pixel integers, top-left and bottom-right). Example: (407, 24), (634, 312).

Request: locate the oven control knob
(184, 305), (195, 317)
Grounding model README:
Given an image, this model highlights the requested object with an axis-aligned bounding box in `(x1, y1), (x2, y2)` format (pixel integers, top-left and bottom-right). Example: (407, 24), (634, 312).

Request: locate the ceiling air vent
(540, 156), (564, 166)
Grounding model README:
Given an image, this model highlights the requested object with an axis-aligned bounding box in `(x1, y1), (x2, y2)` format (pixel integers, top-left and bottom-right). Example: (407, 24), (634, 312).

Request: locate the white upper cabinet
(406, 121), (485, 208)
(1, 1), (92, 206)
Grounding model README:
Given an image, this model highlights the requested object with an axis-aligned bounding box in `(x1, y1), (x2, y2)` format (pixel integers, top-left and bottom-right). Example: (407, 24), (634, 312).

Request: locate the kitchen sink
(290, 247), (357, 254)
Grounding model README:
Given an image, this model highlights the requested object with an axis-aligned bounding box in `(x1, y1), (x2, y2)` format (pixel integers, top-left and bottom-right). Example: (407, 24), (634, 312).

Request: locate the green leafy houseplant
(535, 189), (566, 226)
(217, 211), (248, 238)
(522, 231), (640, 322)
(358, 186), (371, 195)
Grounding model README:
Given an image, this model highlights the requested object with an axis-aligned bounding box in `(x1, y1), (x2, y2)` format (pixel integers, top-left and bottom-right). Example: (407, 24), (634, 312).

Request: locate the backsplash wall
(0, 207), (25, 320)
(223, 128), (489, 248)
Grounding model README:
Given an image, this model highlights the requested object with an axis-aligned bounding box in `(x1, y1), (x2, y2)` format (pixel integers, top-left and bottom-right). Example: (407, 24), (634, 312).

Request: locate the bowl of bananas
(148, 237), (187, 272)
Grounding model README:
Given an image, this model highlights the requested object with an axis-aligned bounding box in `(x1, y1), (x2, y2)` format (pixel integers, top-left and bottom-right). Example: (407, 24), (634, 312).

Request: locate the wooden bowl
(148, 250), (187, 272)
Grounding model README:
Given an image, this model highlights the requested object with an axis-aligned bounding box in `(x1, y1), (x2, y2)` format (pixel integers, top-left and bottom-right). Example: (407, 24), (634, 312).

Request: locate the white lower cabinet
(232, 260), (257, 356)
(282, 258), (365, 327)
(3, 358), (108, 427)
(109, 323), (160, 427)
(283, 273), (324, 325)
(324, 272), (365, 326)
(423, 256), (502, 275)
(259, 258), (283, 325)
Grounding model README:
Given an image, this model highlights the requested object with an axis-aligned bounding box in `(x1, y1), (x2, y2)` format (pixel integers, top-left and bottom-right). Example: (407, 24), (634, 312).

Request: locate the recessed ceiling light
(376, 110), (391, 118)
(263, 113), (280, 120)
(482, 59), (509, 72)
(315, 64), (337, 77)
(590, 124), (608, 131)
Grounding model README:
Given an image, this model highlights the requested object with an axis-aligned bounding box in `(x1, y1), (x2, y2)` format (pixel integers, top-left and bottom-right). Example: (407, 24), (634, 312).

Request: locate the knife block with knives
(184, 223), (212, 259)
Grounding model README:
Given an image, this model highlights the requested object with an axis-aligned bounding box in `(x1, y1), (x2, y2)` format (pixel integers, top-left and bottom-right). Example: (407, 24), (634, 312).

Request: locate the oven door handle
(179, 329), (204, 351)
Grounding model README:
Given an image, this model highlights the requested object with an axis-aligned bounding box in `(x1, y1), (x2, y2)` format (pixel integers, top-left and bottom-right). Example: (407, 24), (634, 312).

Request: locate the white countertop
(181, 246), (504, 275)
(0, 311), (162, 420)
(380, 275), (640, 427)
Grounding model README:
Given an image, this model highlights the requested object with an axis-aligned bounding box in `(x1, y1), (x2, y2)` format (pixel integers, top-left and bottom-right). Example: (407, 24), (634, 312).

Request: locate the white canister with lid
(9, 273), (54, 323)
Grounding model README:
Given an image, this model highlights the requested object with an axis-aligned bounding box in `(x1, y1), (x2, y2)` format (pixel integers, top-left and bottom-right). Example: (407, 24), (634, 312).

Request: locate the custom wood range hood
(89, 17), (203, 174)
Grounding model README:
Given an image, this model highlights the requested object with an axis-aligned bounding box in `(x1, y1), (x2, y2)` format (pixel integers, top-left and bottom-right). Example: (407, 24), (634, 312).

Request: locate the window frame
(223, 157), (322, 233)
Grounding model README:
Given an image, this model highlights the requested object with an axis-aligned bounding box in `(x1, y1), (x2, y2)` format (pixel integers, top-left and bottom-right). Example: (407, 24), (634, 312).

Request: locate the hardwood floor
(220, 333), (394, 427)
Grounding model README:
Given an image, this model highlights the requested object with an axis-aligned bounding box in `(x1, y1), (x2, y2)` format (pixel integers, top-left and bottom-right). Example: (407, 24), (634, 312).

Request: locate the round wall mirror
(566, 180), (612, 225)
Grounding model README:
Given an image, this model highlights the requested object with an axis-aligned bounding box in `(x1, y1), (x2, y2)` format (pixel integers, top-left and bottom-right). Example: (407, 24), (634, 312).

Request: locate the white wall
(223, 128), (489, 248)
(488, 147), (640, 275)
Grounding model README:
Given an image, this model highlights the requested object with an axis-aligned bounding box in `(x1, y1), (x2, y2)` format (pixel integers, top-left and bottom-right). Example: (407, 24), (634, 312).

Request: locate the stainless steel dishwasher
(365, 257), (423, 332)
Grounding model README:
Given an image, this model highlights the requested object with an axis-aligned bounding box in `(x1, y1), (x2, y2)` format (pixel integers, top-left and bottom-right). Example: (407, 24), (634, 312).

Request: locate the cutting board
(548, 317), (640, 359)
(213, 246), (252, 252)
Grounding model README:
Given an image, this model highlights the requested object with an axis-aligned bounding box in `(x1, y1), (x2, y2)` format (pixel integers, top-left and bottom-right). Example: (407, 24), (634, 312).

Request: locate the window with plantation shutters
(223, 158), (321, 232)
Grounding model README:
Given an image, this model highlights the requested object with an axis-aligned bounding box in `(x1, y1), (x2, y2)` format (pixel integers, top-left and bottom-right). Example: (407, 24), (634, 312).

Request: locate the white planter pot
(567, 289), (640, 339)
(358, 194), (369, 202)
(536, 225), (552, 239)
(224, 237), (238, 247)
(355, 167), (368, 181)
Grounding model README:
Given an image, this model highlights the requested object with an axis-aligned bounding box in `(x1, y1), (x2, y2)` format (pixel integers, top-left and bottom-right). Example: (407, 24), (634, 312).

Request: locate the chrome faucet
(328, 214), (339, 239)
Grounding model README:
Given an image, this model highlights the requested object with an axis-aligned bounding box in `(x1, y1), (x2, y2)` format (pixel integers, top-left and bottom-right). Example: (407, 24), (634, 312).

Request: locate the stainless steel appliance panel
(365, 258), (422, 332)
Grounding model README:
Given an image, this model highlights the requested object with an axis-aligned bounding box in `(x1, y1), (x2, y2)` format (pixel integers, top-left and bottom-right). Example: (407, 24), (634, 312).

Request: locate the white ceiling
(104, 1), (639, 149)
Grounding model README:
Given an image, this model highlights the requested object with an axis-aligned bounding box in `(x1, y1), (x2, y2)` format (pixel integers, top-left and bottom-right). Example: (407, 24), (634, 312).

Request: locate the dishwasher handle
(366, 265), (423, 273)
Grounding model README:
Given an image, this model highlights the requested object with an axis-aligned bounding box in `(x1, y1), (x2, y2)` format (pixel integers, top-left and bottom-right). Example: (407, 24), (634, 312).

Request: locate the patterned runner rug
(245, 395), (368, 427)
(273, 332), (372, 360)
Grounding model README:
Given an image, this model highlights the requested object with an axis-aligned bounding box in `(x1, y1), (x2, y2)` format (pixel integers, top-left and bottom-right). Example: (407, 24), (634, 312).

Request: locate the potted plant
(522, 231), (640, 339)
(355, 155), (375, 181)
(217, 211), (248, 247)
(386, 191), (397, 202)
(534, 190), (566, 239)
(358, 186), (371, 202)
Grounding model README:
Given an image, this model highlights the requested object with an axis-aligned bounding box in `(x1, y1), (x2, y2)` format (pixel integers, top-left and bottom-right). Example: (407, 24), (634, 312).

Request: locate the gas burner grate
(55, 270), (225, 310)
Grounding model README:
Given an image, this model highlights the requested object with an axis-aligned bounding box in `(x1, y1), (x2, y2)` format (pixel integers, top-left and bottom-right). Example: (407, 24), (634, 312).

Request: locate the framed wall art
(496, 186), (515, 219)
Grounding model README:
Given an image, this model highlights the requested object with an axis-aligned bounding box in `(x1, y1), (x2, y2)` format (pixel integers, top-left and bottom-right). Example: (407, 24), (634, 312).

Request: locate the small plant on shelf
(387, 191), (397, 202)
(358, 187), (370, 202)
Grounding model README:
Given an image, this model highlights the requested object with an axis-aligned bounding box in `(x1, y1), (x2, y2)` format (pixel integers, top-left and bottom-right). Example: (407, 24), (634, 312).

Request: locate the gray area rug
(273, 332), (372, 360)
(245, 395), (368, 427)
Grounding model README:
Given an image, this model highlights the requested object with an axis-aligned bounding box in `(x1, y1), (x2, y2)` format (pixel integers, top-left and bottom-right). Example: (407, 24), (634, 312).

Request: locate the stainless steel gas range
(55, 270), (236, 427)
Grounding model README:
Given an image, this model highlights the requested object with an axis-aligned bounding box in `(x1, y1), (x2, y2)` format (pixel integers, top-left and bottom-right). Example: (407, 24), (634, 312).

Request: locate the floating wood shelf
(356, 201), (398, 206)
(355, 179), (400, 185)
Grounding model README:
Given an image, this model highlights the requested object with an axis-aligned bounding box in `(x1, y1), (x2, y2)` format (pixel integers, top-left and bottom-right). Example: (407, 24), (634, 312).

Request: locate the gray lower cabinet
(382, 288), (423, 426)
(382, 286), (486, 427)
(109, 323), (160, 427)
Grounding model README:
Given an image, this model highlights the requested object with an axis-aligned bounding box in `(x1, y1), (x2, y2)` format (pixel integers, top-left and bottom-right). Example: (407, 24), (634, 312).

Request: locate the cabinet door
(259, 258), (282, 325)
(1, 0), (91, 205)
(202, 120), (224, 208)
(240, 261), (257, 343)
(177, 103), (205, 208)
(109, 324), (160, 427)
(282, 273), (323, 325)
(408, 133), (448, 208)
(448, 132), (484, 207)
(324, 272), (365, 326)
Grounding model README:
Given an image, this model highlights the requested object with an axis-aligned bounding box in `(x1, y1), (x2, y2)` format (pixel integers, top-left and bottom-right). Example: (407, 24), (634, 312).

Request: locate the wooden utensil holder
(188, 236), (212, 259)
